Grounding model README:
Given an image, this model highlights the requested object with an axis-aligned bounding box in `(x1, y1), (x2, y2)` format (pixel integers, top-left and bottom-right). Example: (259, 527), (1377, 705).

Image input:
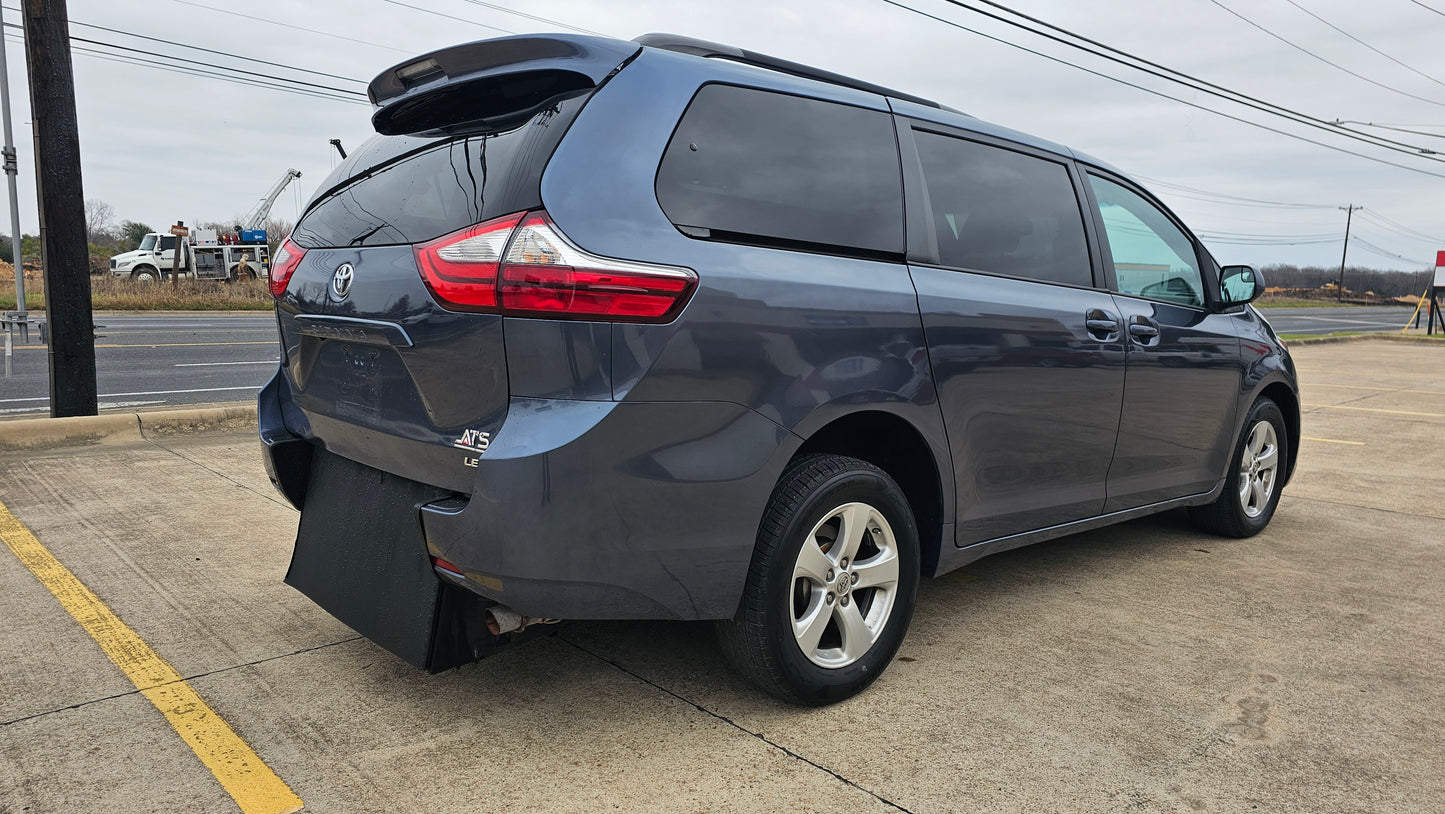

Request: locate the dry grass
(0, 262), (272, 311)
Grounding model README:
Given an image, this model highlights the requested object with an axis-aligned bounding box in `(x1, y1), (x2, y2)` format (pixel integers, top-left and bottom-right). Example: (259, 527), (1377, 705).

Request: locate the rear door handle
(1085, 309), (1119, 339)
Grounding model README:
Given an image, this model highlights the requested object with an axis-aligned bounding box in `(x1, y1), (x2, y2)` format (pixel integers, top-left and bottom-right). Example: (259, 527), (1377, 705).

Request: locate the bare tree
(84, 198), (117, 246)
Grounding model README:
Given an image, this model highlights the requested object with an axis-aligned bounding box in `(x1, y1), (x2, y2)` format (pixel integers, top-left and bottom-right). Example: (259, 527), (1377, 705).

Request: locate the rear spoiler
(369, 34), (641, 137)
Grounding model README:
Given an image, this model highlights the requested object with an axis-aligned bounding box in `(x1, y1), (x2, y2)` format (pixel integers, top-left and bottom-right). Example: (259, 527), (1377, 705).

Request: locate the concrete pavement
(0, 339), (1442, 813)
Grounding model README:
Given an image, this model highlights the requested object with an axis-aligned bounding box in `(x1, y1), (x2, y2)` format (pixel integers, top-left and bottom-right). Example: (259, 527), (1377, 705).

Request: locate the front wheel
(717, 454), (919, 705)
(130, 266), (161, 283)
(1189, 397), (1288, 537)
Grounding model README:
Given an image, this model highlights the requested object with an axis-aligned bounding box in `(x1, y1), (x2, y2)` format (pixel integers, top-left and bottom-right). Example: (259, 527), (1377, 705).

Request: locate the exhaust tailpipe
(484, 604), (558, 636)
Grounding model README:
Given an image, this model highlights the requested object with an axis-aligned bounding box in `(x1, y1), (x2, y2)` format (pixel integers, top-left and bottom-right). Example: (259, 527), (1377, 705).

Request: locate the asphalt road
(1256, 305), (1419, 336)
(0, 306), (1424, 416)
(0, 313), (278, 416)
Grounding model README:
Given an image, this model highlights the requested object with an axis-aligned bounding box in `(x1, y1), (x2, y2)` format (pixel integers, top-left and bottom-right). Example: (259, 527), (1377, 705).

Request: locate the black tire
(717, 453), (920, 705)
(1189, 397), (1288, 538)
(130, 266), (160, 283)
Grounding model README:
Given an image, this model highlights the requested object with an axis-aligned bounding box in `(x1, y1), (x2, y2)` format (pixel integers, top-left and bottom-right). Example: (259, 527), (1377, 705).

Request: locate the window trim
(895, 119), (1105, 291)
(1079, 168), (1222, 311)
(652, 81), (907, 262)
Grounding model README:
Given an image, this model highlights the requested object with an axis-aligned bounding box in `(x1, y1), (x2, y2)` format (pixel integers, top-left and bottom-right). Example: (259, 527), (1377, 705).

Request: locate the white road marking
(0, 385), (261, 406)
(173, 361), (277, 367)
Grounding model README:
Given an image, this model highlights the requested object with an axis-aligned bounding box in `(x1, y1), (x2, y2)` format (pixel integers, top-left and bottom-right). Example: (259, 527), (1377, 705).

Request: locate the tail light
(414, 211), (697, 323)
(269, 237), (306, 298)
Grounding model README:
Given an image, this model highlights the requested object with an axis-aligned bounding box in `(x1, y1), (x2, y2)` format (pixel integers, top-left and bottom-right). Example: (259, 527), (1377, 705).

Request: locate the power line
(1281, 0), (1445, 90)
(377, 0), (517, 35)
(64, 31), (366, 98)
(1356, 210), (1445, 243)
(1352, 237), (1427, 265)
(1408, 0), (1445, 19)
(0, 5), (368, 86)
(1135, 176), (1336, 208)
(168, 0), (413, 55)
(880, 0), (1445, 178)
(456, 0), (608, 37)
(1205, 0), (1445, 108)
(2, 33), (367, 106)
(948, 0), (1445, 159)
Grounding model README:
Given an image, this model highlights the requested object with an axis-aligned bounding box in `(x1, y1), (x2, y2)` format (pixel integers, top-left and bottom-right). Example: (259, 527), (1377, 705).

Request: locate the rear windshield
(291, 94), (587, 249)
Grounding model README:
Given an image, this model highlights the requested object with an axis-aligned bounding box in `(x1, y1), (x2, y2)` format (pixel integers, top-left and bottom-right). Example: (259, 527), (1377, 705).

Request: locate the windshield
(138, 235), (157, 252)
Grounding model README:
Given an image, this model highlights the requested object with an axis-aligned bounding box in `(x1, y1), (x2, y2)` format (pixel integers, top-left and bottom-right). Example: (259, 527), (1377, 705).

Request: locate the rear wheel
(718, 454), (919, 705)
(1189, 397), (1288, 537)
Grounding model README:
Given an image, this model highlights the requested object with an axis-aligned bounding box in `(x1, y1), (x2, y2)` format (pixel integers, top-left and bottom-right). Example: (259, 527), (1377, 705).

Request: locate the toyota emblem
(331, 263), (354, 301)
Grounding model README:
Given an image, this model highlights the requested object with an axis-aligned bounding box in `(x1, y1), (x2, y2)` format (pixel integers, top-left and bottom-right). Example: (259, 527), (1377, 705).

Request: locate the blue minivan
(259, 33), (1299, 704)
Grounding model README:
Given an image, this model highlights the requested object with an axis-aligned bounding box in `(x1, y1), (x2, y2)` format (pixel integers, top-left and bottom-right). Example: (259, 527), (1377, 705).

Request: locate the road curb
(1287, 334), (1445, 346)
(0, 404), (257, 453)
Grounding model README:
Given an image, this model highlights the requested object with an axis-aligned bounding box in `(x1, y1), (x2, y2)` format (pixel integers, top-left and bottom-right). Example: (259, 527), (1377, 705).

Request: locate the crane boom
(244, 168), (302, 230)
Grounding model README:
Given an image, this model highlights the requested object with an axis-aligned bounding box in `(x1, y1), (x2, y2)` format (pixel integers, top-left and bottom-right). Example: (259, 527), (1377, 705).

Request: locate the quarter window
(1087, 175), (1204, 307)
(913, 130), (1092, 287)
(655, 84), (904, 257)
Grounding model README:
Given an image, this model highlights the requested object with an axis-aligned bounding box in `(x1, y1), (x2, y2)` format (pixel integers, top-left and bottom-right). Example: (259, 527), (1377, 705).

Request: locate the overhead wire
(1280, 0), (1445, 90)
(1205, 0), (1445, 108)
(0, 6), (368, 86)
(1407, 0), (1445, 19)
(456, 0), (609, 37)
(0, 33), (367, 106)
(942, 0), (1445, 159)
(880, 0), (1445, 178)
(377, 0), (517, 35)
(167, 0), (413, 54)
(1135, 176), (1336, 208)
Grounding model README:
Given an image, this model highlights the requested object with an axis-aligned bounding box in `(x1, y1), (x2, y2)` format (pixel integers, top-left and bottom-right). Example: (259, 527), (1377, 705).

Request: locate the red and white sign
(1436, 251), (1445, 288)
(170, 224), (190, 237)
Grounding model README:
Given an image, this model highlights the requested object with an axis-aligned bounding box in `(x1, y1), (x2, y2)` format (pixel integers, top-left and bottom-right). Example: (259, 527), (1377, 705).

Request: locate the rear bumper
(261, 373), (795, 622)
(421, 397), (791, 620)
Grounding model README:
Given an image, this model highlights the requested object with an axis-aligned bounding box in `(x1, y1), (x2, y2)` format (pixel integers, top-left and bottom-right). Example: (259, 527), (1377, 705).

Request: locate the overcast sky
(2, 0), (1443, 270)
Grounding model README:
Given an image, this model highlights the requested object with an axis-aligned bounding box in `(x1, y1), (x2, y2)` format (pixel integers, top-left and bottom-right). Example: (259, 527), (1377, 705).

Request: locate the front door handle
(1128, 317), (1160, 344)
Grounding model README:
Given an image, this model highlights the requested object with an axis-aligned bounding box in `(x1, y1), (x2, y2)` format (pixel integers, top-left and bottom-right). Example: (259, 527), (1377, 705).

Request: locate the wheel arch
(1259, 380), (1300, 486)
(791, 409), (948, 577)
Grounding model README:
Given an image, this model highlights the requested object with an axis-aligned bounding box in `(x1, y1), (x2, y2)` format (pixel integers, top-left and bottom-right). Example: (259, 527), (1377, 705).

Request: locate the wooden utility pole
(23, 0), (96, 416)
(1337, 204), (1360, 303)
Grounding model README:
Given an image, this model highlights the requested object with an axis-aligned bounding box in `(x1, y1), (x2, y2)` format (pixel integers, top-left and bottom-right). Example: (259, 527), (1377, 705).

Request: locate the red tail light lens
(415, 211), (697, 322)
(414, 212), (525, 312)
(269, 237), (306, 298)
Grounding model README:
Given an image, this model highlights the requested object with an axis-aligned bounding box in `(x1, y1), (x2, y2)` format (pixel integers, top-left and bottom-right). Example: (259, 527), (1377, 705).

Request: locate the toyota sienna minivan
(259, 32), (1299, 704)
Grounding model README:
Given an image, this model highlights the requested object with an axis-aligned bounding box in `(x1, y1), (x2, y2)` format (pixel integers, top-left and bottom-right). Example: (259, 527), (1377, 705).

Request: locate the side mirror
(1219, 265), (1264, 308)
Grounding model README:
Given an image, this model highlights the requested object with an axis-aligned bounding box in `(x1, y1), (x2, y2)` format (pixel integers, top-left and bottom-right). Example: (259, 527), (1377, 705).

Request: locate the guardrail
(2, 311), (45, 378)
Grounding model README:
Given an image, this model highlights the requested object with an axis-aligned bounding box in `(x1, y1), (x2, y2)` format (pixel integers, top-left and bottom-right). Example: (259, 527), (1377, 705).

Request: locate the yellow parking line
(0, 500), (302, 814)
(1301, 436), (1366, 445)
(1303, 403), (1444, 418)
(1307, 383), (1443, 395)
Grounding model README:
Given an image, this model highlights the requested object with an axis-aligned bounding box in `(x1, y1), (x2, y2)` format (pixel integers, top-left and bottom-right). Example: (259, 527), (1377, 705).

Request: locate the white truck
(109, 229), (270, 282)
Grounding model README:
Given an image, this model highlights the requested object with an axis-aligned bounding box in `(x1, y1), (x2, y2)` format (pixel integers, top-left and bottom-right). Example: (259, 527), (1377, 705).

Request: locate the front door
(1082, 173), (1242, 511)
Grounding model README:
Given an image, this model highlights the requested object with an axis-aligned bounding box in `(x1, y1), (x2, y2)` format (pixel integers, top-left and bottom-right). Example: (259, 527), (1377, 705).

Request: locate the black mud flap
(286, 447), (546, 673)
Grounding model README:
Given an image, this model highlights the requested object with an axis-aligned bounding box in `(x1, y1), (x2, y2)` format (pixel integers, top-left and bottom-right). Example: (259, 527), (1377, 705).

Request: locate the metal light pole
(0, 5), (27, 342)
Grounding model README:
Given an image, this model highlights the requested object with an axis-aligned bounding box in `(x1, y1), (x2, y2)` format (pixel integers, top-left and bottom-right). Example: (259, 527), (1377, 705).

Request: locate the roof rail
(633, 33), (942, 110)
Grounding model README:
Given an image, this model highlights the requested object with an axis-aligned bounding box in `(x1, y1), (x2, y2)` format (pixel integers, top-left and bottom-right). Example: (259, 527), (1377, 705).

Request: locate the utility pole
(23, 0), (96, 417)
(1337, 204), (1360, 303)
(169, 221), (186, 289)
(0, 5), (28, 344)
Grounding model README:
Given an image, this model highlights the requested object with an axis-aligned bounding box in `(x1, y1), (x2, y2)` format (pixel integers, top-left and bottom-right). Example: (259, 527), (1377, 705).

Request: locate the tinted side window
(656, 84), (903, 256)
(913, 130), (1092, 287)
(1087, 175), (1204, 307)
(292, 95), (587, 249)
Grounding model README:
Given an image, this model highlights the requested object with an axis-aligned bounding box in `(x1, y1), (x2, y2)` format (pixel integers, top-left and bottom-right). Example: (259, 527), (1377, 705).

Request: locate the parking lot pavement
(1, 339), (1442, 813)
